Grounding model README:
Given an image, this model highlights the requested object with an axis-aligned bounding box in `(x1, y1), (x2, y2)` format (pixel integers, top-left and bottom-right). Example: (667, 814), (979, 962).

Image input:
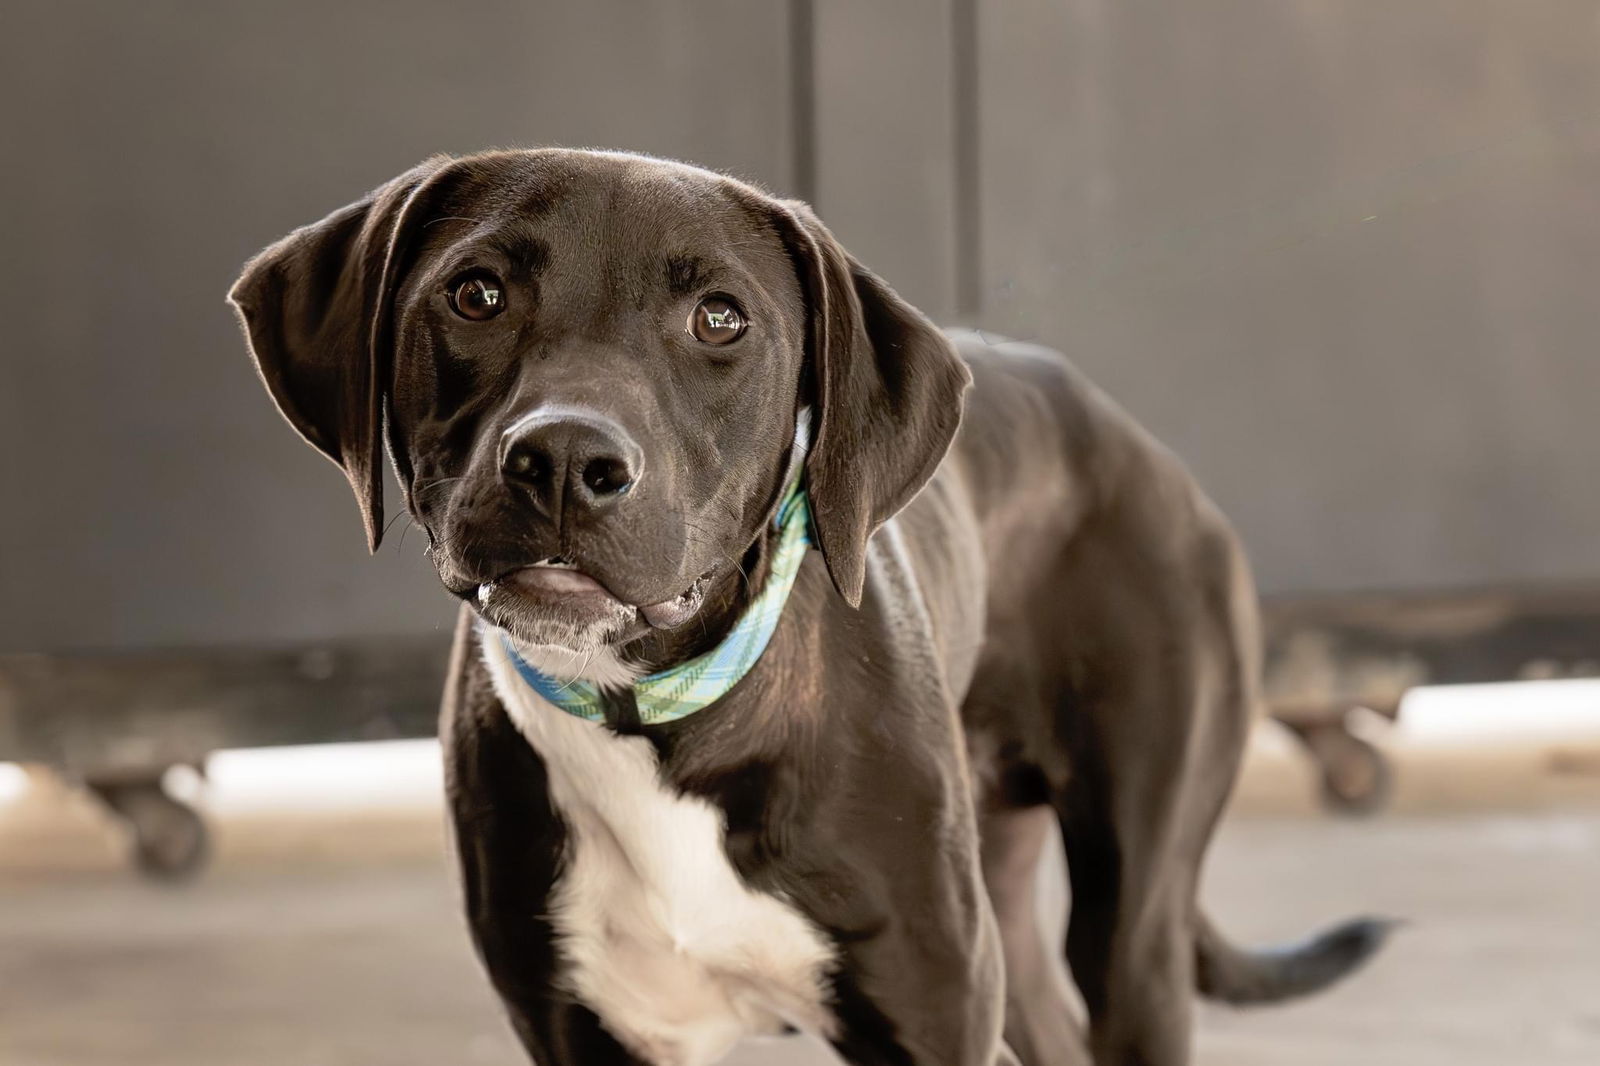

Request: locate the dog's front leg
(826, 906), (1022, 1066)
(442, 636), (645, 1066)
(812, 803), (1021, 1066)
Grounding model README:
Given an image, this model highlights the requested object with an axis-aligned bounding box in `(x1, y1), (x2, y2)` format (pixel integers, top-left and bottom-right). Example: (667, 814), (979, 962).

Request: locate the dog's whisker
(397, 513), (422, 553)
(413, 475), (468, 497)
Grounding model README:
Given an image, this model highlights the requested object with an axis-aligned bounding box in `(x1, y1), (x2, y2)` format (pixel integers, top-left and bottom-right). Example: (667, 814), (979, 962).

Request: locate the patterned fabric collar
(500, 482), (811, 728)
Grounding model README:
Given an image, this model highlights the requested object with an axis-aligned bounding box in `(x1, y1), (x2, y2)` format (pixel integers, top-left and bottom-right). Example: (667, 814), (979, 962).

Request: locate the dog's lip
(476, 559), (715, 630)
(637, 570), (712, 629)
(481, 560), (624, 613)
(503, 565), (616, 598)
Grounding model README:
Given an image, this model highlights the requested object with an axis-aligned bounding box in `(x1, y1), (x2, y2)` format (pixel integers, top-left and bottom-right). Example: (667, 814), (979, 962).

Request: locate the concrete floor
(2, 735), (1599, 1066)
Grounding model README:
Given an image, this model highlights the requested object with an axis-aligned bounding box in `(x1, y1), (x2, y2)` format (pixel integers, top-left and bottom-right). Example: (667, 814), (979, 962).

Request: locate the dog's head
(230, 149), (968, 662)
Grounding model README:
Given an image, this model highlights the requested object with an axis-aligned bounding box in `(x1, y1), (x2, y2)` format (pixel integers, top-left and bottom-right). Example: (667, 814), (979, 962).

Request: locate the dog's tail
(1193, 911), (1396, 1006)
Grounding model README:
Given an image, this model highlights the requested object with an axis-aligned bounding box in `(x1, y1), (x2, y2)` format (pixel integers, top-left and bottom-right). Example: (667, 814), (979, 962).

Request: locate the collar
(500, 477), (812, 728)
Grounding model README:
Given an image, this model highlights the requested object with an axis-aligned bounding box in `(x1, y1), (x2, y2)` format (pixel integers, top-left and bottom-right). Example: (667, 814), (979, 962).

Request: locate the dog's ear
(773, 201), (972, 607)
(228, 156), (455, 551)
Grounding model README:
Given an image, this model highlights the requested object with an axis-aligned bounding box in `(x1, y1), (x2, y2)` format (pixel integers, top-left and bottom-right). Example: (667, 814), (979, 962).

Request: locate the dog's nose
(499, 407), (642, 513)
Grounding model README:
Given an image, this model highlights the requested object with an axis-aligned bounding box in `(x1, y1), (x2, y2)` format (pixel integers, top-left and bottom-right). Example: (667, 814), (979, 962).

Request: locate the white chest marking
(481, 635), (837, 1066)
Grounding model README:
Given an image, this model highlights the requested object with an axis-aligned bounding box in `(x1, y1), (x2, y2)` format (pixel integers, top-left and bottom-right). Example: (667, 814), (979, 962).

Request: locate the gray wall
(3, 1), (1598, 653)
(972, 0), (1600, 599)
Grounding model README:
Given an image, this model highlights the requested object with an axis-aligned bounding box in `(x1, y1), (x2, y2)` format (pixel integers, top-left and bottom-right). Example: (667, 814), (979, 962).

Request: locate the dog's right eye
(447, 273), (506, 321)
(688, 295), (747, 346)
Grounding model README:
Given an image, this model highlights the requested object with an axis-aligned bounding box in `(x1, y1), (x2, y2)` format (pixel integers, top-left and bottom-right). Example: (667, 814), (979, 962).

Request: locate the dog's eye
(688, 296), (747, 345)
(448, 273), (506, 321)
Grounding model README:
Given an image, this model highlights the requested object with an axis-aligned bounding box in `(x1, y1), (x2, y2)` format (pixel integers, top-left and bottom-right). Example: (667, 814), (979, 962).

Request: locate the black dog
(231, 149), (1386, 1066)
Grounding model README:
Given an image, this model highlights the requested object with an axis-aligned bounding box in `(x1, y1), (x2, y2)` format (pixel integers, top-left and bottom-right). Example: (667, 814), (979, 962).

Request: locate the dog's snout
(499, 406), (643, 514)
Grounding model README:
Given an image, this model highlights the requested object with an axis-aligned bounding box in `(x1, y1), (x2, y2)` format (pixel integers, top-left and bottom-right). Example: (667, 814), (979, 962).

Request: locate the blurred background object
(1, 1), (1598, 1062)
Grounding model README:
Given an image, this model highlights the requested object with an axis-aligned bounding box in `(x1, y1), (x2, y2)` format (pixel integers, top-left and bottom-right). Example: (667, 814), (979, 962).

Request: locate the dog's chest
(482, 639), (836, 1066)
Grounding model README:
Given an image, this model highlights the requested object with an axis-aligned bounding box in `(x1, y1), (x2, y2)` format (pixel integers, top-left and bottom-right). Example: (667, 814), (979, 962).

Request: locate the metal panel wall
(974, 0), (1600, 595)
(812, 0), (959, 319)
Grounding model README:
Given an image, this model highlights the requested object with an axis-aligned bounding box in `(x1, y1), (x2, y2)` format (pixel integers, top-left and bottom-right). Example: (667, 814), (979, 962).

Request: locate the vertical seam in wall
(951, 0), (982, 317)
(789, 0), (818, 205)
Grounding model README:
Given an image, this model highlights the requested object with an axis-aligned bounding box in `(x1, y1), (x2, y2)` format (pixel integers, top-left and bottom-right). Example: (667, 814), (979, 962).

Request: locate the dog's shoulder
(946, 328), (1121, 444)
(945, 327), (1202, 512)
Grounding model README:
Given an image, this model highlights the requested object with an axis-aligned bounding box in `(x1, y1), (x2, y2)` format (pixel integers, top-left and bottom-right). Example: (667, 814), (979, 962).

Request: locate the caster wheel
(87, 777), (211, 882)
(1316, 734), (1394, 818)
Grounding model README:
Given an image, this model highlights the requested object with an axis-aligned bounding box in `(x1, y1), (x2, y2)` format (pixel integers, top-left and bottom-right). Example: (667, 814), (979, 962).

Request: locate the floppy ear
(773, 201), (972, 607)
(227, 156), (455, 551)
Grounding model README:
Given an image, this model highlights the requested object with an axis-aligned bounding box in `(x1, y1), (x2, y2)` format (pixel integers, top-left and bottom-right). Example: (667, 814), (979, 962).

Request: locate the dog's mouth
(474, 557), (714, 636)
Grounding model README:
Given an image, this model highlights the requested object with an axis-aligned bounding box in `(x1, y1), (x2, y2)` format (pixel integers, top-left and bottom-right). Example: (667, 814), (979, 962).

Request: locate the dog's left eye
(448, 272), (506, 321)
(688, 296), (747, 345)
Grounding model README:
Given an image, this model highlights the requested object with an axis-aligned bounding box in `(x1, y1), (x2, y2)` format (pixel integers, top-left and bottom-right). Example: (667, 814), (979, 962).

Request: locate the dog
(230, 148), (1387, 1066)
